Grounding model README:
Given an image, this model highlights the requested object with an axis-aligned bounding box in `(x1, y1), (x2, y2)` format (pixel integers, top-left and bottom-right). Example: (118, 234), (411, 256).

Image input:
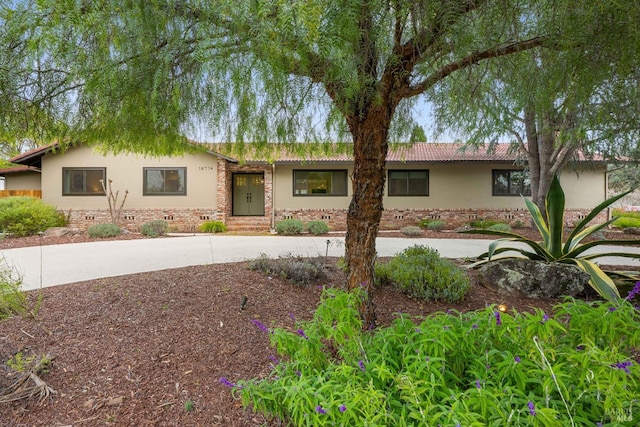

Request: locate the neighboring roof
(0, 165), (40, 176)
(8, 142), (60, 168)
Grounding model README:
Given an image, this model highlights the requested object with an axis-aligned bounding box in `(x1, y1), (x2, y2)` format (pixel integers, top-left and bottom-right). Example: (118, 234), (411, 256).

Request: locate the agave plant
(463, 174), (640, 302)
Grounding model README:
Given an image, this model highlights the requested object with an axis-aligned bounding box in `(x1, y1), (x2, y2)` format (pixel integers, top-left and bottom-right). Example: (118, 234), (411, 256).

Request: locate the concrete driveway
(2, 234), (639, 291)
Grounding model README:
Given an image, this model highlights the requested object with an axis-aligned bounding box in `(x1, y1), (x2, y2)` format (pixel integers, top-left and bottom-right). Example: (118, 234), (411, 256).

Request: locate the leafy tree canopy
(1, 0), (568, 153)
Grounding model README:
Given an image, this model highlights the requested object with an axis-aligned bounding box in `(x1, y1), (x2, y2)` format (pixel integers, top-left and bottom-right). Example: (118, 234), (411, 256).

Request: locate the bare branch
(402, 36), (549, 98)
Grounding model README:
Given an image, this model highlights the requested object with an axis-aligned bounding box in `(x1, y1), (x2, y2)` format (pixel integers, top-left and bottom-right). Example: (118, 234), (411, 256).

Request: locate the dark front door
(232, 173), (265, 216)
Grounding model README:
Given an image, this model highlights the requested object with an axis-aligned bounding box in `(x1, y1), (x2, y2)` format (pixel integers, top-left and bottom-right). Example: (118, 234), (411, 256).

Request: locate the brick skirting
(275, 207), (608, 231)
(64, 208), (224, 233)
(64, 207), (609, 233)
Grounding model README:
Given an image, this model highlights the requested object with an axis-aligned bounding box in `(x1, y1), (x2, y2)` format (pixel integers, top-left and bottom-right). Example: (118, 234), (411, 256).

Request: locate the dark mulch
(0, 229), (635, 426)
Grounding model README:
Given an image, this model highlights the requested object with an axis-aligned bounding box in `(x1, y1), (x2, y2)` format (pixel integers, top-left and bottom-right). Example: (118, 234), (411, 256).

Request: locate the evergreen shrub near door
(229, 288), (640, 426)
(275, 219), (304, 235)
(199, 220), (227, 233)
(305, 220), (330, 235)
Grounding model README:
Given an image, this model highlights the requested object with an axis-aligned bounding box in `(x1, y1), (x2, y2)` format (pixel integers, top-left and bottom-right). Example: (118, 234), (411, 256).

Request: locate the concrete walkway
(2, 234), (639, 291)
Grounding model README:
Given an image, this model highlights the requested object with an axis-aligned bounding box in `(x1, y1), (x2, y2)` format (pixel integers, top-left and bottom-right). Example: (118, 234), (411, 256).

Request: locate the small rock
(623, 227), (640, 235)
(107, 396), (124, 406)
(44, 227), (81, 237)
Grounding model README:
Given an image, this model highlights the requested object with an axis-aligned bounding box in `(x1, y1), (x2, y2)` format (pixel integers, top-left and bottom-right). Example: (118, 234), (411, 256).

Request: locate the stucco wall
(273, 162), (606, 211)
(3, 172), (42, 190)
(41, 146), (218, 209)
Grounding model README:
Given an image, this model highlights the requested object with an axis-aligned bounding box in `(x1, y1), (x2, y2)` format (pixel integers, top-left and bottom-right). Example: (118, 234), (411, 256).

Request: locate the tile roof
(9, 141), (603, 165)
(207, 142), (526, 163)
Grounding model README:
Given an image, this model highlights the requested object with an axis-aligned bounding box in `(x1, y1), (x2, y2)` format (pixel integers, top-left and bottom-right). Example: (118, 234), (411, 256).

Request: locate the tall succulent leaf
(546, 175), (565, 258)
(572, 259), (621, 301)
(522, 196), (550, 247)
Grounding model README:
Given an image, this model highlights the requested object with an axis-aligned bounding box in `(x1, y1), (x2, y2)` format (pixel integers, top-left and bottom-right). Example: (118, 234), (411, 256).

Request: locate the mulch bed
(0, 229), (635, 426)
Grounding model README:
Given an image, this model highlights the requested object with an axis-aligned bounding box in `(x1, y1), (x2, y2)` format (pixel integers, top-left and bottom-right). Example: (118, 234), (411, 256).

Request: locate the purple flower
(471, 323), (479, 329)
(219, 377), (236, 388)
(608, 306), (617, 312)
(528, 401), (536, 416)
(475, 379), (482, 389)
(515, 356), (521, 364)
(295, 371), (301, 377)
(627, 281), (640, 300)
(494, 310), (502, 326)
(315, 405), (327, 414)
(541, 313), (550, 324)
(358, 360), (366, 372)
(576, 345), (585, 351)
(289, 312), (296, 321)
(610, 360), (633, 375)
(252, 319), (269, 333)
(269, 355), (279, 365)
(297, 328), (309, 340)
(339, 404), (347, 413)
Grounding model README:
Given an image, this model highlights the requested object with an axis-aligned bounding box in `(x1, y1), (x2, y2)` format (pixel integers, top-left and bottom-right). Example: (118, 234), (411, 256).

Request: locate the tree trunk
(344, 106), (393, 329)
(523, 106), (577, 215)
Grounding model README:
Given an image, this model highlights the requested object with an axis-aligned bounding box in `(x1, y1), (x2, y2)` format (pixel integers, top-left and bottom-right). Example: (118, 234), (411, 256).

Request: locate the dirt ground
(0, 230), (632, 426)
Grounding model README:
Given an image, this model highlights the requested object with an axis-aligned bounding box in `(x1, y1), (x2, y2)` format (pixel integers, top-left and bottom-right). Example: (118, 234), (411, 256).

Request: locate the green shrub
(306, 220), (330, 235)
(418, 218), (445, 230)
(512, 219), (526, 228)
(400, 225), (422, 237)
(232, 289), (640, 426)
(275, 219), (304, 235)
(612, 208), (640, 219)
(613, 216), (640, 229)
(249, 253), (327, 286)
(0, 259), (27, 320)
(487, 223), (511, 232)
(468, 218), (503, 229)
(87, 223), (122, 238)
(0, 197), (65, 236)
(427, 220), (445, 231)
(140, 220), (169, 237)
(375, 245), (470, 302)
(199, 220), (228, 233)
(418, 218), (432, 228)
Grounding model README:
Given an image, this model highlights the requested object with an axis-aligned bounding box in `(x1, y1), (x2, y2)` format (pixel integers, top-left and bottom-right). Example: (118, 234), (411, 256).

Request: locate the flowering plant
(227, 288), (640, 425)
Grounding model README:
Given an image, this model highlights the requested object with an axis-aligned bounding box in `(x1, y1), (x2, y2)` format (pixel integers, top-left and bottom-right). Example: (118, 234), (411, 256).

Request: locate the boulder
(43, 227), (81, 237)
(477, 258), (589, 299)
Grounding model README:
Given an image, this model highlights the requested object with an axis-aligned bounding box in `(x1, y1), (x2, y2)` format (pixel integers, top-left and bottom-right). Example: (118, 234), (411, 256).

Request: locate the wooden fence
(0, 190), (42, 198)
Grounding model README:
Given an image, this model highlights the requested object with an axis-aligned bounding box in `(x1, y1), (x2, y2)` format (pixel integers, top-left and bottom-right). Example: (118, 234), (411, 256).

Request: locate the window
(293, 170), (348, 196)
(492, 169), (531, 196)
(388, 170), (429, 196)
(143, 167), (186, 195)
(62, 168), (106, 195)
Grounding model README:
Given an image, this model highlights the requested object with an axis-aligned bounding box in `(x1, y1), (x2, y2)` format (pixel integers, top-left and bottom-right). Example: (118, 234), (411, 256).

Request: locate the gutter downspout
(271, 163), (276, 232)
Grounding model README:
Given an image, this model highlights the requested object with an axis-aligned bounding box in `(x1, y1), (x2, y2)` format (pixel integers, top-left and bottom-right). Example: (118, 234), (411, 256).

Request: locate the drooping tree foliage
(2, 1), (638, 324)
(429, 2), (640, 209)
